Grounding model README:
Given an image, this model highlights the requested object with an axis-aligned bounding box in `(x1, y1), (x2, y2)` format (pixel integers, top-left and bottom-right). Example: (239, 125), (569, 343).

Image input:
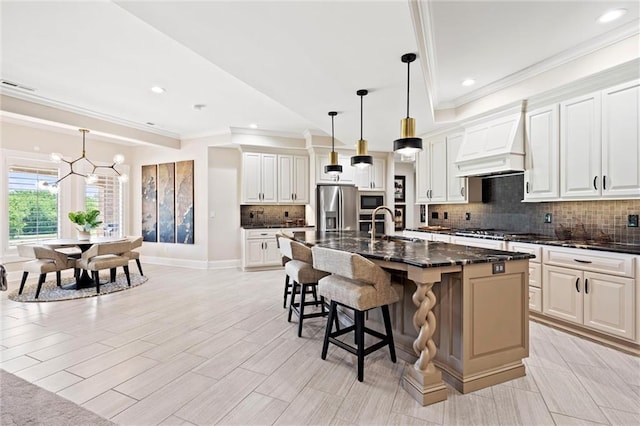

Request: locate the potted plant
(68, 209), (102, 240)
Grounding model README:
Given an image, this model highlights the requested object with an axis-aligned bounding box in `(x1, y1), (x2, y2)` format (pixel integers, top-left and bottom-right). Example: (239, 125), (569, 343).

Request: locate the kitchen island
(291, 231), (534, 406)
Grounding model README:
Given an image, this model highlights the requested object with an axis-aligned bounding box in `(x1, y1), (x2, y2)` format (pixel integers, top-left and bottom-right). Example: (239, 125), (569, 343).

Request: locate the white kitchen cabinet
(415, 137), (447, 203)
(354, 158), (385, 190)
(559, 80), (640, 200)
(446, 133), (466, 202)
(529, 287), (542, 313)
(524, 104), (560, 201)
(316, 153), (354, 183)
(601, 80), (640, 198)
(278, 155), (309, 204)
(242, 152), (278, 203)
(543, 265), (634, 339)
(242, 227), (311, 270)
(402, 230), (451, 243)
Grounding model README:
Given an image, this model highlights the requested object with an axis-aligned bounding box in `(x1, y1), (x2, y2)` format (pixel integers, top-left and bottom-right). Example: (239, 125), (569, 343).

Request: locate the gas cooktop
(454, 229), (544, 239)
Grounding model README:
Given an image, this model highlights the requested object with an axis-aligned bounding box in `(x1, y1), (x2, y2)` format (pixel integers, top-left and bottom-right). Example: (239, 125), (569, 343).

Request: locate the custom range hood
(455, 105), (525, 177)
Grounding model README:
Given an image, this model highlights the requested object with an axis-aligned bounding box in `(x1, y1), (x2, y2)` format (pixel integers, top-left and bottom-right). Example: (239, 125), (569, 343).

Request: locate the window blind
(86, 174), (122, 237)
(8, 165), (59, 245)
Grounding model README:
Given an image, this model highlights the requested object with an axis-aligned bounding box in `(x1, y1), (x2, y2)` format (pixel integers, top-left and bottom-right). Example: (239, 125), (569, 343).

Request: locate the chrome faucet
(371, 206), (394, 243)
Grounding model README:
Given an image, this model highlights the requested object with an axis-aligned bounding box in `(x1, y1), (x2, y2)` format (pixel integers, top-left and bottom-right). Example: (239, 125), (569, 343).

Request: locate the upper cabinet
(601, 80), (640, 199)
(316, 153), (354, 183)
(560, 80), (640, 200)
(242, 152), (278, 203)
(242, 152), (310, 204)
(524, 104), (560, 201)
(278, 155), (309, 204)
(354, 158), (385, 190)
(417, 134), (480, 204)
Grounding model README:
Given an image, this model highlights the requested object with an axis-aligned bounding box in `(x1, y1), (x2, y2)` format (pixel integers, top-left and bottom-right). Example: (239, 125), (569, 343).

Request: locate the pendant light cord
(406, 59), (411, 118)
(360, 93), (364, 140)
(331, 114), (335, 151)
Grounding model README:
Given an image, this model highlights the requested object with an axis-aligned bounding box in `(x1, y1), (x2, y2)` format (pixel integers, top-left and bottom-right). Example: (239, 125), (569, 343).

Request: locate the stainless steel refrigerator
(316, 184), (358, 232)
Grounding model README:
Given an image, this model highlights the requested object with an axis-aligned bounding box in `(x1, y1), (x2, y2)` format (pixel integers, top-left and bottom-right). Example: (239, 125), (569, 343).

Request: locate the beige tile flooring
(2, 264), (639, 425)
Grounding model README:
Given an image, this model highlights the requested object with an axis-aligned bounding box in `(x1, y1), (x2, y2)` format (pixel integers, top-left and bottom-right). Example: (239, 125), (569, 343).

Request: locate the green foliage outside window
(8, 190), (58, 240)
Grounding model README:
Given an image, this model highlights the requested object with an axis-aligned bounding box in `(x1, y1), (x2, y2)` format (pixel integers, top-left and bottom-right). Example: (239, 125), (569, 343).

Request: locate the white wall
(208, 147), (242, 267)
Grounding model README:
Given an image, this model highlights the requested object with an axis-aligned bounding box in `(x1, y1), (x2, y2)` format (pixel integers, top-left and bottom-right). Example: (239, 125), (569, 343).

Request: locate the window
(86, 174), (122, 237)
(8, 166), (59, 246)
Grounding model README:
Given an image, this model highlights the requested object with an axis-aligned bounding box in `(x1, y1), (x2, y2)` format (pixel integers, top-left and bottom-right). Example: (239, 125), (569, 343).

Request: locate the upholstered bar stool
(280, 238), (331, 337)
(312, 246), (401, 382)
(275, 233), (294, 309)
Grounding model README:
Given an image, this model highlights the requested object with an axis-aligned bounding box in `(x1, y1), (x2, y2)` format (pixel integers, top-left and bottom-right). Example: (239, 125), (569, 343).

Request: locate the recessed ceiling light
(146, 122), (155, 126)
(193, 104), (206, 111)
(249, 123), (258, 129)
(598, 8), (627, 23)
(150, 86), (165, 94)
(462, 79), (476, 87)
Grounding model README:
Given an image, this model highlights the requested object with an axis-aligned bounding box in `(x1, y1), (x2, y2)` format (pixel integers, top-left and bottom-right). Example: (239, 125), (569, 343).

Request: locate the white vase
(77, 230), (91, 241)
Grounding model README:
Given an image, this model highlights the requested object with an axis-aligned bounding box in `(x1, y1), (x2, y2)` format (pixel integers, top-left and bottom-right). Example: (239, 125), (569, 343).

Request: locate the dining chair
(76, 240), (131, 293)
(126, 236), (144, 275)
(17, 244), (78, 299)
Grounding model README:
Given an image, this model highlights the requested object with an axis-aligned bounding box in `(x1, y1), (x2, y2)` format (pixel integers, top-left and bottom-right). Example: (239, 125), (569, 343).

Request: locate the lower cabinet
(528, 286), (542, 313)
(543, 264), (634, 340)
(245, 238), (280, 268)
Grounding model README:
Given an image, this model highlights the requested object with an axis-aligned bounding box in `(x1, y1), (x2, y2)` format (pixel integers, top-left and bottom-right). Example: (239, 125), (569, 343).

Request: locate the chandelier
(41, 129), (128, 193)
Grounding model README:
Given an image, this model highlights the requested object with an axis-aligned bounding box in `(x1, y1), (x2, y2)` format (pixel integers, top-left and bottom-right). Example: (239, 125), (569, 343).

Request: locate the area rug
(0, 369), (114, 425)
(7, 272), (148, 303)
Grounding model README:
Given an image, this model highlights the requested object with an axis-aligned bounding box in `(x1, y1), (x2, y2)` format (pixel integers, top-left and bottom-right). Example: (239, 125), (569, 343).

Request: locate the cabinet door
(525, 104), (559, 200)
(543, 265), (583, 325)
(447, 133), (466, 202)
(263, 239), (282, 266)
(261, 154), (278, 203)
(415, 148), (430, 203)
(243, 153), (262, 203)
(292, 156), (309, 203)
(560, 92), (601, 198)
(278, 155), (294, 203)
(353, 166), (371, 189)
(583, 272), (634, 339)
(370, 158), (386, 190)
(529, 286), (542, 313)
(430, 137), (448, 202)
(245, 239), (266, 267)
(602, 80), (640, 198)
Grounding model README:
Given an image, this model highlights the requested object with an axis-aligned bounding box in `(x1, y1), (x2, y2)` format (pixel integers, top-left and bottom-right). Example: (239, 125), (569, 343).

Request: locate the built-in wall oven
(358, 192), (386, 235)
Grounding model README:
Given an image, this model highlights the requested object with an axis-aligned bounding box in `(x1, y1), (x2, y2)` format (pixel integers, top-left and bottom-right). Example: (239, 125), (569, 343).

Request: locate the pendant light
(351, 89), (373, 168)
(394, 53), (423, 154)
(324, 111), (343, 175)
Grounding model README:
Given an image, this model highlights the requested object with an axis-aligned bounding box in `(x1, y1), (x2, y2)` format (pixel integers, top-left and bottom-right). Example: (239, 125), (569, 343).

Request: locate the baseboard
(208, 259), (241, 269)
(143, 256), (209, 270)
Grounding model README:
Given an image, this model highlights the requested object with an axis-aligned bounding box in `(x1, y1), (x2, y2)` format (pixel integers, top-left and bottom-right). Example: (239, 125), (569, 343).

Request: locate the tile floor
(1, 264), (639, 425)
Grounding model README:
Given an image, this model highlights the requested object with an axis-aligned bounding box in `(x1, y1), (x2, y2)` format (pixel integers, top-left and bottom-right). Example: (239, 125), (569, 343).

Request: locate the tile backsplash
(240, 205), (306, 226)
(426, 175), (640, 244)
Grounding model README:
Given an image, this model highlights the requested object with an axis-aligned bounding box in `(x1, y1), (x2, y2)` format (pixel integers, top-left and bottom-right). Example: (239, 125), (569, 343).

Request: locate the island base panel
(435, 360), (526, 394)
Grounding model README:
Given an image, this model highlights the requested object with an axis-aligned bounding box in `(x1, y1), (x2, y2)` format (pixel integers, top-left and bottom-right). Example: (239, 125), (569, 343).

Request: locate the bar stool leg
(287, 282), (298, 323)
(298, 283), (307, 337)
(322, 301), (336, 360)
(283, 275), (290, 309)
(381, 305), (397, 363)
(355, 310), (365, 382)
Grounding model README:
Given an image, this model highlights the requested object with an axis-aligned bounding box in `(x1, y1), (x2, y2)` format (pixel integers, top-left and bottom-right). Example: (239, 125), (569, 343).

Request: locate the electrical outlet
(284, 211), (289, 218)
(629, 214), (639, 227)
(544, 213), (552, 223)
(492, 262), (505, 274)
(431, 212), (439, 219)
(444, 212), (448, 219)
(465, 212), (471, 220)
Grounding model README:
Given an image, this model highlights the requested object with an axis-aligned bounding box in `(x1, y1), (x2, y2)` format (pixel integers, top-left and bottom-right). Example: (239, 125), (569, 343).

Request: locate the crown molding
(229, 126), (305, 139)
(442, 19), (640, 110)
(410, 0), (437, 118)
(0, 87), (179, 139)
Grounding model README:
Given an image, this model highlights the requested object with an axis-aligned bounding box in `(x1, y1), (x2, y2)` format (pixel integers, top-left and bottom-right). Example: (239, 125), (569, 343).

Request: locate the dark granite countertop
(291, 231), (534, 269)
(404, 228), (640, 255)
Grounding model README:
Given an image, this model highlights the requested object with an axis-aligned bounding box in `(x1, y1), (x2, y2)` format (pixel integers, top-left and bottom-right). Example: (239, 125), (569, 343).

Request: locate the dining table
(41, 236), (127, 290)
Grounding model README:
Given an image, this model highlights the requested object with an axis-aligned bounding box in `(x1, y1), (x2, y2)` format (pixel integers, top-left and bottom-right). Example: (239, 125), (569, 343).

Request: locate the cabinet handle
(575, 277), (580, 293)
(603, 176), (607, 190)
(593, 176), (598, 190)
(526, 182), (529, 193)
(574, 259), (592, 264)
(460, 187), (465, 197)
(585, 278), (589, 294)
(260, 233), (267, 236)
(294, 193), (297, 200)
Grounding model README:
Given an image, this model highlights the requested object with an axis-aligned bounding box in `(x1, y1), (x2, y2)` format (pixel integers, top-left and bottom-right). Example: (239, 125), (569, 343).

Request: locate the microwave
(360, 193), (385, 211)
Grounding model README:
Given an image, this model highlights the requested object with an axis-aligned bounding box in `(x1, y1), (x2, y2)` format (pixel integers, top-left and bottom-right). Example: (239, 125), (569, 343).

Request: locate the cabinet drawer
(529, 286), (542, 313)
(509, 242), (542, 263)
(245, 229), (279, 239)
(529, 262), (542, 288)
(543, 246), (635, 277)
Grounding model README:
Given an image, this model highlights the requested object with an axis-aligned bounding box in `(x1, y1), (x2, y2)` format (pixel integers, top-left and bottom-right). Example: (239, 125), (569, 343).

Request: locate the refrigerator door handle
(338, 187), (343, 229)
